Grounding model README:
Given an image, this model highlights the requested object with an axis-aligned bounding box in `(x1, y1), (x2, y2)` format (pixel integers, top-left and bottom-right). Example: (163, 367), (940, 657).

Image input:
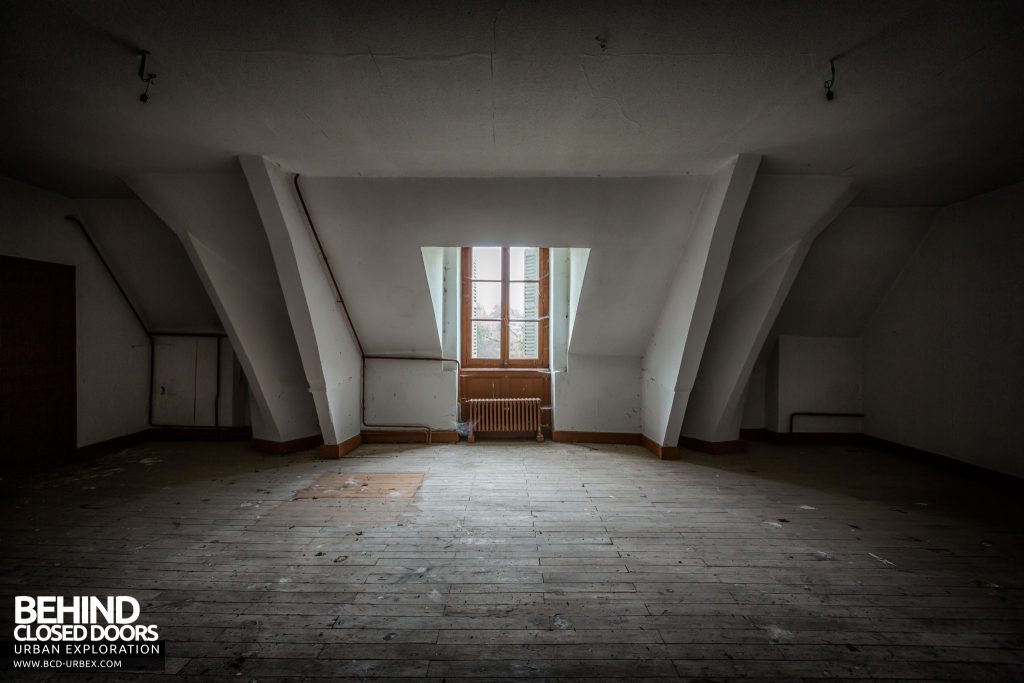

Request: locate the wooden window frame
(460, 247), (549, 369)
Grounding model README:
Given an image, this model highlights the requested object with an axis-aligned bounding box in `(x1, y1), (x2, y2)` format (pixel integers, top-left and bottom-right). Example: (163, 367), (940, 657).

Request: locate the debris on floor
(868, 552), (896, 567)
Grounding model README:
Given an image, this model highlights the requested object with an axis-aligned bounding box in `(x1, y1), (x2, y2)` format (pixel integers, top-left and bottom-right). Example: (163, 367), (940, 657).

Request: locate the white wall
(768, 336), (863, 434)
(682, 174), (856, 443)
(301, 176), (709, 434)
(550, 247), (642, 433)
(773, 207), (934, 338)
(303, 176), (709, 356)
(242, 157), (363, 444)
(79, 199), (222, 334)
(441, 247), (460, 361)
(567, 247), (589, 349)
(554, 354), (642, 434)
(360, 246), (460, 431)
(642, 155), (760, 446)
(0, 176), (150, 446)
(364, 359), (458, 429)
(742, 206), (934, 439)
(864, 181), (1024, 477)
(549, 248), (571, 374)
(550, 248), (644, 434)
(129, 168), (320, 443)
(740, 356), (766, 430)
(421, 247), (446, 349)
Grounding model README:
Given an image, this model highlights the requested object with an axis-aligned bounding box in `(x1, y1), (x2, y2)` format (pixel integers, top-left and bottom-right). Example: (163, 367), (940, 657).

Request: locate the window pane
(509, 247), (540, 280)
(471, 320), (501, 359)
(471, 247), (501, 280)
(508, 321), (539, 359)
(471, 281), (501, 319)
(509, 282), (540, 320)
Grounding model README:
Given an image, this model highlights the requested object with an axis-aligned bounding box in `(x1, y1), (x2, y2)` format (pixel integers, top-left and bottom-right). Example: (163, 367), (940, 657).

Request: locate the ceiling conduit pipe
(293, 174), (462, 444)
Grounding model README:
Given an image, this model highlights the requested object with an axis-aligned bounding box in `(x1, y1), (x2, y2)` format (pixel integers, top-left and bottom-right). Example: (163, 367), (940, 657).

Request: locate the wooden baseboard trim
(361, 430), (459, 444)
(678, 435), (747, 454)
(740, 429), (1023, 490)
(640, 434), (681, 460)
(859, 434), (1024, 490)
(76, 430), (151, 457)
(251, 433), (323, 454)
(552, 431), (642, 445)
(319, 433), (363, 458)
(77, 427), (252, 457)
(428, 430), (460, 443)
(739, 428), (774, 442)
(146, 426), (253, 441)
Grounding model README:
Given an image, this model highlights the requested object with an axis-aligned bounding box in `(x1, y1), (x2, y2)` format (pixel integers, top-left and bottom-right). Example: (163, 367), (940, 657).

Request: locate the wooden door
(0, 255), (76, 460)
(151, 335), (219, 426)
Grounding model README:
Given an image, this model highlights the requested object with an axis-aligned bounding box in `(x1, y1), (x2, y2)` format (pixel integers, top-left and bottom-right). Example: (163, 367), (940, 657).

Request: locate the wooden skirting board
(551, 431), (682, 460)
(250, 433), (323, 454)
(78, 427), (251, 458)
(858, 434), (1024, 491)
(640, 435), (681, 460)
(318, 433), (363, 458)
(741, 429), (1024, 491)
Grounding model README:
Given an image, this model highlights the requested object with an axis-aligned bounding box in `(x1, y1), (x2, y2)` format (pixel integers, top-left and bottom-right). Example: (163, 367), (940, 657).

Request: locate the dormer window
(460, 247), (549, 368)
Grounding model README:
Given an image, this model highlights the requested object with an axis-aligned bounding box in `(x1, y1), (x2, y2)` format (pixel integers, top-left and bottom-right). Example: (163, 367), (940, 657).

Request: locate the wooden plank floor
(1, 439), (1023, 680)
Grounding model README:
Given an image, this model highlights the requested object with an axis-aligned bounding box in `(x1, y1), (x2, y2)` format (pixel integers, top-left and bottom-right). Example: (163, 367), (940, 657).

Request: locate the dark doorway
(0, 255), (76, 461)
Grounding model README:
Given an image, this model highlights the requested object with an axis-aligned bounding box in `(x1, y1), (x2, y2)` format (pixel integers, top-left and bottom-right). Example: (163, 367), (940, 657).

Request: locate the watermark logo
(4, 596), (165, 672)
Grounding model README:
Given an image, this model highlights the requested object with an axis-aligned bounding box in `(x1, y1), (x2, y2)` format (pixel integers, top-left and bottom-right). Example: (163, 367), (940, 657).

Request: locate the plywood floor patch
(293, 472), (425, 499)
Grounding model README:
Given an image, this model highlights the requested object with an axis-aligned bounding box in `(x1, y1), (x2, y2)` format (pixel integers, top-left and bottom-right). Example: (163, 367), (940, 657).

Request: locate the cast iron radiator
(465, 397), (543, 443)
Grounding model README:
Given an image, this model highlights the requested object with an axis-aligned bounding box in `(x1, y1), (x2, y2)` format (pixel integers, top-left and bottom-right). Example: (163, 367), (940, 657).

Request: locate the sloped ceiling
(0, 1), (1021, 206)
(79, 199), (221, 333)
(298, 176), (708, 356)
(771, 207), (935, 338)
(719, 174), (857, 306)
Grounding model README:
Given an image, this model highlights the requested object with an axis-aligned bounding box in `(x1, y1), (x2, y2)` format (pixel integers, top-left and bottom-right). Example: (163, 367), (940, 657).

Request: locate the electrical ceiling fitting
(137, 50), (156, 103)
(824, 59), (836, 101)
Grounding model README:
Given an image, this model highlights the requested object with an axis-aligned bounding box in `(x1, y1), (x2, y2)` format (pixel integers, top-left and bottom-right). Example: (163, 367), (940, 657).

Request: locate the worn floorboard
(1, 439), (1022, 680)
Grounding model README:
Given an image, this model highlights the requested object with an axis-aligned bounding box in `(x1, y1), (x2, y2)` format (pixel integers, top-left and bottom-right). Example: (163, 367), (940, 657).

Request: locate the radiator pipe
(292, 175), (361, 355)
(293, 174), (461, 444)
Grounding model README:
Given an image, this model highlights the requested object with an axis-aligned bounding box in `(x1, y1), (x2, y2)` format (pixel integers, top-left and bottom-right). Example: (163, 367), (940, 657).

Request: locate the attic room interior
(1, 0), (1023, 679)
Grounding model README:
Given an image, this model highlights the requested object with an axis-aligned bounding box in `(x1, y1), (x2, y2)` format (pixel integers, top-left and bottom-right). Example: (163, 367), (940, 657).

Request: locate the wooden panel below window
(459, 369), (551, 428)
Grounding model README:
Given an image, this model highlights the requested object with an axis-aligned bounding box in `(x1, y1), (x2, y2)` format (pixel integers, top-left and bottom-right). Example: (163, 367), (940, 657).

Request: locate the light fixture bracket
(138, 50), (156, 103)
(824, 59), (836, 101)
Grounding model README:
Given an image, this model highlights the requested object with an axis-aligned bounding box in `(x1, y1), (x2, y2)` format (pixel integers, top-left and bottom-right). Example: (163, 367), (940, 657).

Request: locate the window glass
(509, 247), (540, 280)
(508, 321), (539, 359)
(462, 246), (547, 367)
(471, 247), (501, 280)
(508, 282), (539, 319)
(471, 282), (501, 319)
(471, 320), (501, 359)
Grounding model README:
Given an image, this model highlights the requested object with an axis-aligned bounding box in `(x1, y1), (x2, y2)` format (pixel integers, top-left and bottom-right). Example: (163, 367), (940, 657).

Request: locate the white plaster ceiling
(1, 1), (1022, 206)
